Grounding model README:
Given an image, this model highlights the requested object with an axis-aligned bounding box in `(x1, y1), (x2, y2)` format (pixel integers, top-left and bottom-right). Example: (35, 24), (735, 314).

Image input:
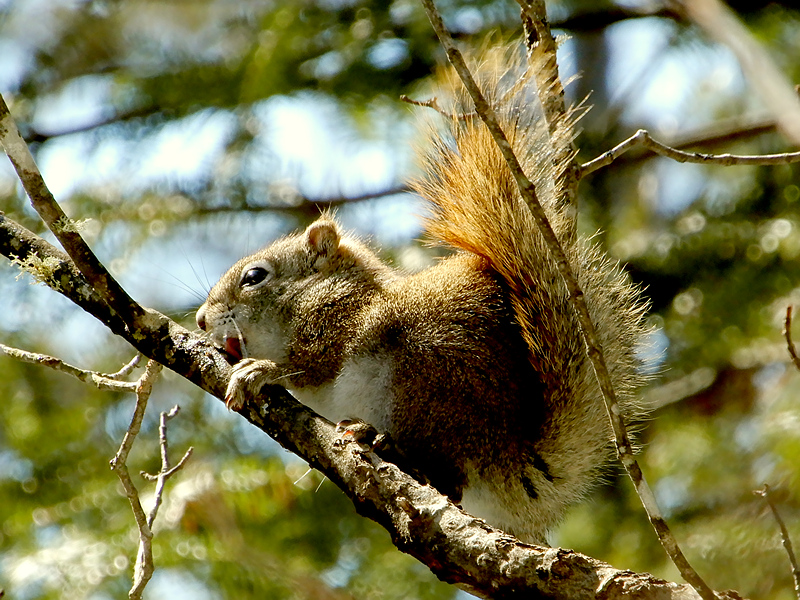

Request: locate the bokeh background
(1, 0), (800, 598)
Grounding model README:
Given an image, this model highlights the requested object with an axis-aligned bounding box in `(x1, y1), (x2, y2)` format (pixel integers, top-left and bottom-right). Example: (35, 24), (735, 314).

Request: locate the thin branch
(106, 362), (191, 599)
(580, 129), (800, 177)
(0, 342), (137, 392)
(109, 359), (163, 600)
(755, 484), (800, 600)
(657, 115), (778, 153)
(517, 0), (580, 237)
(4, 324), (191, 599)
(605, 115), (780, 168)
(0, 93), (146, 326)
(104, 354), (143, 380)
(581, 130), (650, 176)
(784, 307), (800, 371)
(141, 405), (194, 530)
(641, 131), (800, 168)
(419, 2), (717, 599)
(0, 213), (130, 336)
(400, 94), (475, 120)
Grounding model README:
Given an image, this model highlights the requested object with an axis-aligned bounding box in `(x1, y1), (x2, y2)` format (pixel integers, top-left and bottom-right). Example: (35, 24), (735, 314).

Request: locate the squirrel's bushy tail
(413, 43), (649, 508)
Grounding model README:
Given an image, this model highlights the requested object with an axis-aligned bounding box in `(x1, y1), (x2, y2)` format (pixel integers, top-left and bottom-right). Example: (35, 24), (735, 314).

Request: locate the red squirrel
(196, 43), (648, 543)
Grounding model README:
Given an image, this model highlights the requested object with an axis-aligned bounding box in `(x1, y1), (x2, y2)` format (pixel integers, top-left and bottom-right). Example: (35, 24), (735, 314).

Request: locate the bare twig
(653, 115), (778, 154)
(106, 362), (192, 600)
(580, 128), (800, 177)
(108, 359), (164, 600)
(140, 405), (194, 529)
(104, 354), (143, 380)
(0, 342), (138, 392)
(418, 2), (717, 599)
(0, 93), (146, 325)
(400, 94), (474, 120)
(608, 115), (780, 168)
(783, 307), (800, 372)
(673, 0), (800, 146)
(755, 484), (800, 600)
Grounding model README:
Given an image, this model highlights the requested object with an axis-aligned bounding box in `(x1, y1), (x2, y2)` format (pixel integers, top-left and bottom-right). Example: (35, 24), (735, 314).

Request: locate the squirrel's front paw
(226, 359), (280, 410)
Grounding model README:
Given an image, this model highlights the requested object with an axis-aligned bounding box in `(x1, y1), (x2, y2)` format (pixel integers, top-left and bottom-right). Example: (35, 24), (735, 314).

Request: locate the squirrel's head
(196, 216), (392, 363)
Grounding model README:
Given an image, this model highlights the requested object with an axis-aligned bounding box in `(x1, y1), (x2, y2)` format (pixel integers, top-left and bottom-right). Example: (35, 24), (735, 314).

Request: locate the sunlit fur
(197, 43), (649, 543)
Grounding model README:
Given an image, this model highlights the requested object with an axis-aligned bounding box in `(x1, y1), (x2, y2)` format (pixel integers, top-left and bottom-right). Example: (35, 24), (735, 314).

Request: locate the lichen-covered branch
(0, 94), (146, 326)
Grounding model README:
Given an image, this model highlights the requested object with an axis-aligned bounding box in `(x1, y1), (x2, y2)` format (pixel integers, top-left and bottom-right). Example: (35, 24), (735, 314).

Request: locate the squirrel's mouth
(223, 336), (244, 363)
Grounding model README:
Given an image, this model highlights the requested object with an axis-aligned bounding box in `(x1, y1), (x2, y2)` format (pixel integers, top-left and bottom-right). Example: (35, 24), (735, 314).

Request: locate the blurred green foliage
(2, 0), (800, 598)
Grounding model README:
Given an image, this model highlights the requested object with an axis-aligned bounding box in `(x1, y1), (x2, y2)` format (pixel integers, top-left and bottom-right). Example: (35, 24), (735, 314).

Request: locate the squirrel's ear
(305, 219), (340, 262)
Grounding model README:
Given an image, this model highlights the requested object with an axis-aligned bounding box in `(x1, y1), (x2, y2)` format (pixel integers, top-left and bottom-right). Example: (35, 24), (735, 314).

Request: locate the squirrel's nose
(196, 306), (207, 331)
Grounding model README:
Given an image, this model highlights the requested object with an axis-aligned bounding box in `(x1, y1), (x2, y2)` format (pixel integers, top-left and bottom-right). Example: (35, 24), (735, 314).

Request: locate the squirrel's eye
(240, 266), (269, 288)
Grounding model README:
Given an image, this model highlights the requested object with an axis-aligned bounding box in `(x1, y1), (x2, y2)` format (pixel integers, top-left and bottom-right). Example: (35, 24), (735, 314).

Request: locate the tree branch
(400, 94), (475, 119)
(0, 94), (146, 326)
(600, 116), (781, 168)
(140, 405), (194, 531)
(650, 115), (778, 154)
(580, 129), (800, 177)
(517, 0), (580, 239)
(0, 212), (232, 397)
(0, 342), (138, 392)
(21, 104), (161, 144)
(418, 2), (717, 599)
(109, 359), (164, 600)
(195, 184), (411, 220)
(783, 306), (800, 372)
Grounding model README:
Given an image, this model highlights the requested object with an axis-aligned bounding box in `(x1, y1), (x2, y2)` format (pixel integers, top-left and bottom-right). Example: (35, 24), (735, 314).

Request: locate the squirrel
(195, 43), (649, 544)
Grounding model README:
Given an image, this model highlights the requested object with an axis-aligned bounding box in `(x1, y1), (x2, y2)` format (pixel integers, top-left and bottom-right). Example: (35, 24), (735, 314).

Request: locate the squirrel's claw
(225, 358), (279, 410)
(335, 418), (379, 445)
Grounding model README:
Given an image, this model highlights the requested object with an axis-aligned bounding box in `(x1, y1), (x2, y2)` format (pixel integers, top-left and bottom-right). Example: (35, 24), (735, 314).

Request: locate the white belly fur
(289, 354), (394, 431)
